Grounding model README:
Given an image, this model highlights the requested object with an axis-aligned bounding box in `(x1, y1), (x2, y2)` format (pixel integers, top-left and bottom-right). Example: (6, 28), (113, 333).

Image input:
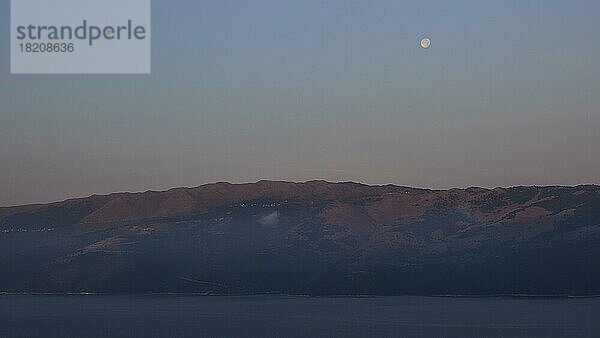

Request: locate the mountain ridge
(4, 179), (598, 209)
(1, 180), (599, 295)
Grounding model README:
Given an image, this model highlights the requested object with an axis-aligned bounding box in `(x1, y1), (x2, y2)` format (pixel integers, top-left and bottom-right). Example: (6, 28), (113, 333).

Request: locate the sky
(1, 0), (599, 206)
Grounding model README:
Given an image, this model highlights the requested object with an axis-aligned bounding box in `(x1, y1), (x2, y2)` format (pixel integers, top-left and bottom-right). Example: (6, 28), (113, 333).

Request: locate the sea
(1, 295), (598, 337)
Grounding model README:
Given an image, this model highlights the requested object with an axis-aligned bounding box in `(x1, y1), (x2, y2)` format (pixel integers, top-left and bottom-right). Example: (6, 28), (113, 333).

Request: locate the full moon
(420, 38), (431, 49)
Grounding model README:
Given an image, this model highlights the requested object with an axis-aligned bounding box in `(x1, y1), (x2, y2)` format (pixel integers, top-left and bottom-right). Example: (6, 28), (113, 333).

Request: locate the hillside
(1, 181), (599, 295)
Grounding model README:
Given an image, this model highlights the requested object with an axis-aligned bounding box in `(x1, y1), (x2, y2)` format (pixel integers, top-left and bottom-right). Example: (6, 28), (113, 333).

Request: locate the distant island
(1, 181), (599, 295)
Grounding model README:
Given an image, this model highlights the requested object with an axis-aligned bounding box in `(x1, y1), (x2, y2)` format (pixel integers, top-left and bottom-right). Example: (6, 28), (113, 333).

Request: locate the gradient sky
(1, 0), (599, 206)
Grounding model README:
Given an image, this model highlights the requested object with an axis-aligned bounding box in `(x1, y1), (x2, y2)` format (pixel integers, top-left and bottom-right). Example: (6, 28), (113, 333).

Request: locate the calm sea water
(1, 295), (598, 337)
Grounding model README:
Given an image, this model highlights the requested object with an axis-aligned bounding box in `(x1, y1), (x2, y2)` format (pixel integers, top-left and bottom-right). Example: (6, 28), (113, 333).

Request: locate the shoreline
(2, 292), (600, 299)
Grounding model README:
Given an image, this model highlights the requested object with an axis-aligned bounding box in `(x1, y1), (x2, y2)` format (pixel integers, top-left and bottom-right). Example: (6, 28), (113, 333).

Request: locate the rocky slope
(1, 181), (599, 295)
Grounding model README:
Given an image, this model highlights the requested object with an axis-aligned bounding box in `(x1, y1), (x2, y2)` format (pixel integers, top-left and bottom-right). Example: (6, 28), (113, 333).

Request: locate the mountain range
(1, 181), (599, 295)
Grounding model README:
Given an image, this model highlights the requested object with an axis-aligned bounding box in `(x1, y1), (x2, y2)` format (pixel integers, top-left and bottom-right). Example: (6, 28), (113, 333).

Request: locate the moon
(420, 38), (431, 49)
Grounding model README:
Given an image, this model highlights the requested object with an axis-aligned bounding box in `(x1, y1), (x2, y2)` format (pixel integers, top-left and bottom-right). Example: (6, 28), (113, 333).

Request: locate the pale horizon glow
(1, 0), (599, 206)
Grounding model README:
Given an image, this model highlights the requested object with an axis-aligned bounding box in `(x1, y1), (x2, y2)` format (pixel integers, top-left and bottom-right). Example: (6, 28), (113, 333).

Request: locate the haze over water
(1, 295), (599, 337)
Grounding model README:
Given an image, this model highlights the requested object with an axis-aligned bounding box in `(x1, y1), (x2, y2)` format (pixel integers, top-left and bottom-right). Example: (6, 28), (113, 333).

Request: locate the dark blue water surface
(1, 295), (598, 337)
